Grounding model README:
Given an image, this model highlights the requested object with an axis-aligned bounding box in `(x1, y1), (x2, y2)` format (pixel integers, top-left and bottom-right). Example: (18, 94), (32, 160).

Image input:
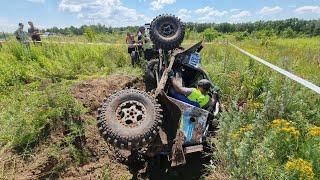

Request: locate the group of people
(126, 26), (153, 66)
(14, 21), (41, 46)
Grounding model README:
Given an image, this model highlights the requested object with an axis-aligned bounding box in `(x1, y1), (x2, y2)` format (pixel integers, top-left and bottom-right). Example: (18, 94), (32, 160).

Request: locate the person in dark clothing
(137, 26), (154, 61)
(28, 21), (41, 45)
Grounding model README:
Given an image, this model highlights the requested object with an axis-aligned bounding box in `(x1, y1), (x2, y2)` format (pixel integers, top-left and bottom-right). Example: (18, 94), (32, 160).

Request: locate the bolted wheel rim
(159, 23), (177, 37)
(116, 101), (146, 128)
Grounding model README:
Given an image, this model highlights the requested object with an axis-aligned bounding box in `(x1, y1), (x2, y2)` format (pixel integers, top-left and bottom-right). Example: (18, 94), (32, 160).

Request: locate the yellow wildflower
(307, 126), (320, 137)
(239, 124), (254, 133)
(230, 124), (253, 140)
(271, 119), (300, 139)
(285, 158), (314, 180)
(230, 132), (240, 140)
(272, 119), (291, 128)
(247, 100), (263, 109)
(280, 126), (300, 139)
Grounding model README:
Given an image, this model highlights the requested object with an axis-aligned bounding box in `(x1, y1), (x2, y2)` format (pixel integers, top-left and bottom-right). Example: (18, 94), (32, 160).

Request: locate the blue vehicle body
(169, 97), (209, 145)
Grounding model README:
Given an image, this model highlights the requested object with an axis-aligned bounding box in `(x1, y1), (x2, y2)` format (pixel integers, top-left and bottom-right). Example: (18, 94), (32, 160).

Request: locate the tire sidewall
(150, 14), (185, 50)
(105, 91), (157, 139)
(153, 17), (182, 42)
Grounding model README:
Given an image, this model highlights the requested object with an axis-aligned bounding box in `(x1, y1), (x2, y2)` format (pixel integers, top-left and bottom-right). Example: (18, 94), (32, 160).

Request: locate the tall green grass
(0, 41), (134, 155)
(202, 40), (320, 179)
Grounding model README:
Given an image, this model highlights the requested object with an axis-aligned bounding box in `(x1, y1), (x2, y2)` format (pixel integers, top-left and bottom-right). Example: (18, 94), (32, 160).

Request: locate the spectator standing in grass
(28, 21), (42, 45)
(126, 32), (135, 55)
(126, 32), (139, 66)
(137, 26), (153, 61)
(14, 23), (30, 48)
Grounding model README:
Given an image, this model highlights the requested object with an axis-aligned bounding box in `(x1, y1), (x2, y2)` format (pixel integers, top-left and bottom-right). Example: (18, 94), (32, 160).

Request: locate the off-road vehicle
(97, 14), (220, 166)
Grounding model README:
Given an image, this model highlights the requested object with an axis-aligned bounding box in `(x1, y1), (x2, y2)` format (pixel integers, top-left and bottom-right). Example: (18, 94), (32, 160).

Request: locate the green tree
(281, 27), (296, 38)
(185, 28), (191, 40)
(84, 26), (96, 42)
(203, 28), (220, 42)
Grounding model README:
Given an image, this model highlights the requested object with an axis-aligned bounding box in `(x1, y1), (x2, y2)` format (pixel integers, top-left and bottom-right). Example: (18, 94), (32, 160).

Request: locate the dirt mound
(62, 74), (145, 179)
(1, 74), (144, 180)
(70, 74), (145, 114)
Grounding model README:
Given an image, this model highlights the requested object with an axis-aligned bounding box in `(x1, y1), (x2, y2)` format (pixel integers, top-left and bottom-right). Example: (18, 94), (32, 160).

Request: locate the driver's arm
(172, 77), (193, 96)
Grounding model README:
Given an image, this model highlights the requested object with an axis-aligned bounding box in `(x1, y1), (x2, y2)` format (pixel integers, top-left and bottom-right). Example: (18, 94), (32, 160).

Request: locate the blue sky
(1, 0), (320, 32)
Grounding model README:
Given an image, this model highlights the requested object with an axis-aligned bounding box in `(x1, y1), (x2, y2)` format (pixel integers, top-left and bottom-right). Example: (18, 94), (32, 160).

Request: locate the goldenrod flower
(272, 119), (291, 128)
(247, 100), (263, 109)
(285, 158), (314, 180)
(239, 124), (254, 133)
(307, 126), (320, 137)
(280, 127), (300, 139)
(271, 119), (300, 139)
(230, 132), (240, 140)
(230, 124), (253, 140)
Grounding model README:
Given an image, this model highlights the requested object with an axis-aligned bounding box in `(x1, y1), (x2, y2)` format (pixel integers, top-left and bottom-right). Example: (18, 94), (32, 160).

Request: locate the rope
(229, 43), (320, 95)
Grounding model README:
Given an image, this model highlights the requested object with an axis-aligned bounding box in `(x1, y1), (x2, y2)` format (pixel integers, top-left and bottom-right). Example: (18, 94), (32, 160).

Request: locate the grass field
(0, 36), (319, 179)
(202, 39), (320, 179)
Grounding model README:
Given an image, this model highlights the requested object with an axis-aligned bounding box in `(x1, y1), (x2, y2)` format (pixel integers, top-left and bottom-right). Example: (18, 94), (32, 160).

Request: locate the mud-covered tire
(97, 89), (162, 150)
(150, 14), (185, 50)
(144, 59), (159, 92)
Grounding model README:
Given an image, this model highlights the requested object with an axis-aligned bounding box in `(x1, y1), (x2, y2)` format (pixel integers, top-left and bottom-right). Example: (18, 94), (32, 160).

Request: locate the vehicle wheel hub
(116, 101), (146, 128)
(160, 23), (175, 37)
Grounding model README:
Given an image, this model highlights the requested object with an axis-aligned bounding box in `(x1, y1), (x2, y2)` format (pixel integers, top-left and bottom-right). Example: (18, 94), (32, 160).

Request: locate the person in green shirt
(171, 77), (216, 109)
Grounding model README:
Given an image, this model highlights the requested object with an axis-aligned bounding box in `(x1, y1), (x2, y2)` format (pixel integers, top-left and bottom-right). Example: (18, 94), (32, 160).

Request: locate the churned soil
(0, 74), (144, 180)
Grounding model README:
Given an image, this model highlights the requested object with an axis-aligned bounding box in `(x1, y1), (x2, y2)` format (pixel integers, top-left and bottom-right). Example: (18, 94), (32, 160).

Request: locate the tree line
(45, 18), (320, 37)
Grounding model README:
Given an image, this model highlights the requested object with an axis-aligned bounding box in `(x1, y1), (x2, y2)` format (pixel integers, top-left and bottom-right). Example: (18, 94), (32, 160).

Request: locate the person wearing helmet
(171, 77), (213, 108)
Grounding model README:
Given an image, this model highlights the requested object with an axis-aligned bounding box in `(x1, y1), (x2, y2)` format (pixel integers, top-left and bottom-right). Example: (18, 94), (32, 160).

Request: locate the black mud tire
(144, 59), (159, 92)
(150, 14), (185, 50)
(97, 89), (162, 150)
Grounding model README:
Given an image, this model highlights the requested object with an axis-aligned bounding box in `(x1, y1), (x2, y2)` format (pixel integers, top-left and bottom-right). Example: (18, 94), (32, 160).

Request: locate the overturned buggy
(97, 14), (220, 166)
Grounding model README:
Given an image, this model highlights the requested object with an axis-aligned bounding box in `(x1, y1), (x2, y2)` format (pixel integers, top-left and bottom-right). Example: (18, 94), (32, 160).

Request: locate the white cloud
(231, 11), (251, 20)
(196, 6), (228, 16)
(196, 6), (228, 22)
(59, 0), (148, 27)
(295, 6), (320, 14)
(259, 6), (283, 15)
(177, 9), (191, 20)
(0, 17), (16, 32)
(27, 0), (45, 3)
(230, 9), (241, 12)
(59, 3), (82, 13)
(195, 6), (212, 14)
(150, 0), (176, 10)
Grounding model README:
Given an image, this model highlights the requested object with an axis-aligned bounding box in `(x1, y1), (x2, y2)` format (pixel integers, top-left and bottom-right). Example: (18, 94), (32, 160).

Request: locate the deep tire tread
(150, 14), (185, 50)
(97, 89), (162, 150)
